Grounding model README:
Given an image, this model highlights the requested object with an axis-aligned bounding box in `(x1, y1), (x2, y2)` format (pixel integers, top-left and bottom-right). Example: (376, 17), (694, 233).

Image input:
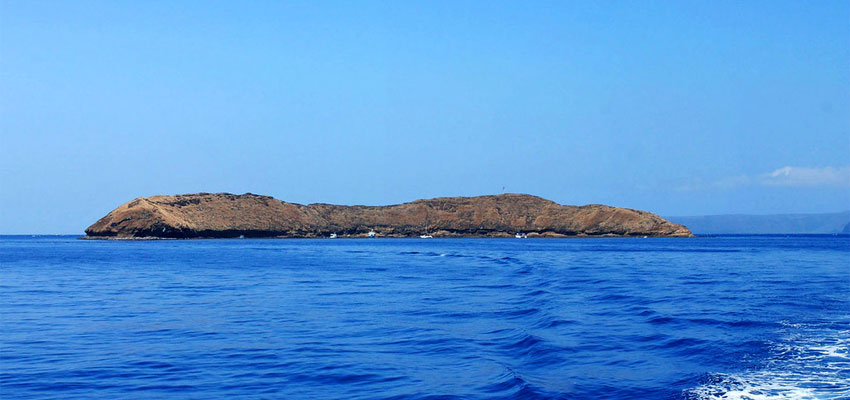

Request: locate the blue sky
(1, 1), (848, 233)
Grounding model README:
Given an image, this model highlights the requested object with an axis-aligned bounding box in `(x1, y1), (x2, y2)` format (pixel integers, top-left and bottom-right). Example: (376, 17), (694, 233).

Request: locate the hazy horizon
(3, 194), (850, 235)
(2, 1), (848, 234)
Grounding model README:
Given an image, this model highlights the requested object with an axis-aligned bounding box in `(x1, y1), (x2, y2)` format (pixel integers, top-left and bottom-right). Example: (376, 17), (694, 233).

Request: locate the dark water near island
(1, 236), (848, 400)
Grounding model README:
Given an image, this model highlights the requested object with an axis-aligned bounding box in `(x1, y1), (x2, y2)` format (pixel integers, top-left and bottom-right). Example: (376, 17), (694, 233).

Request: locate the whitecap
(684, 324), (849, 400)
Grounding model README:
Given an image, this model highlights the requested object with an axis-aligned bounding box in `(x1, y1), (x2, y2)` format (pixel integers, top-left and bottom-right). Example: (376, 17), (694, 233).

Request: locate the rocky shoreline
(84, 193), (693, 239)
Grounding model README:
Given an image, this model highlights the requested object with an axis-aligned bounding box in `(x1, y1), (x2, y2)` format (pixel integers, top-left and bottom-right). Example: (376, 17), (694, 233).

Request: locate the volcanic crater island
(84, 193), (693, 239)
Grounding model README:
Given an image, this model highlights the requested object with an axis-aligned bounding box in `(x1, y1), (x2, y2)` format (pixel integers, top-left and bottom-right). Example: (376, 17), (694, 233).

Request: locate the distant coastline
(84, 193), (693, 239)
(667, 211), (850, 235)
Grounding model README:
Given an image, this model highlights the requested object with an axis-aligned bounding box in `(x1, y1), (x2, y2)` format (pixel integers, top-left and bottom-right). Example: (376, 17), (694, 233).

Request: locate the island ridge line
(84, 193), (693, 239)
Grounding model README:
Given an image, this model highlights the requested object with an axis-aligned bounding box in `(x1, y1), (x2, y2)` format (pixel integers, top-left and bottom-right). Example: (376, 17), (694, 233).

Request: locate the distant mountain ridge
(667, 211), (850, 234)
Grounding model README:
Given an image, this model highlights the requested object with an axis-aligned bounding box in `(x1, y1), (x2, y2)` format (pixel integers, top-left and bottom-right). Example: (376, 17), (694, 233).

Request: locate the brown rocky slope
(84, 193), (693, 239)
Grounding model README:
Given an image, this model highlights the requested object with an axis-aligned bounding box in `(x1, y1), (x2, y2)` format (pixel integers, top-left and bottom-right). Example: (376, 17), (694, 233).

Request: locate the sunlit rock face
(84, 193), (693, 239)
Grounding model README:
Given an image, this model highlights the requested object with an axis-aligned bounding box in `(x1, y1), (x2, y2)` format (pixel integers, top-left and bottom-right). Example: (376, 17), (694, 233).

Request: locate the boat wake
(684, 321), (850, 400)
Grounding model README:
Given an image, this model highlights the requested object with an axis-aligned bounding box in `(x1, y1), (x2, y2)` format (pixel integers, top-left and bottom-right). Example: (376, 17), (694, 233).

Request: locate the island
(83, 193), (693, 239)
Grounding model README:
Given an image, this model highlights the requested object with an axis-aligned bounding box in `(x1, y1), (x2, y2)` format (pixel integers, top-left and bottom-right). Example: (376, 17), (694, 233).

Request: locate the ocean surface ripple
(1, 235), (848, 399)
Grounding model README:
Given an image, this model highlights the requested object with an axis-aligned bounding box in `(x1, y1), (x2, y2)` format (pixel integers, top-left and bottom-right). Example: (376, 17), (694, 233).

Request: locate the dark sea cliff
(1, 235), (848, 399)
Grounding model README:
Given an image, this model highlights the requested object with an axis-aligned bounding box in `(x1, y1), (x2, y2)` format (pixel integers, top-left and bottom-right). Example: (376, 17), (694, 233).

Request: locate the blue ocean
(1, 235), (848, 399)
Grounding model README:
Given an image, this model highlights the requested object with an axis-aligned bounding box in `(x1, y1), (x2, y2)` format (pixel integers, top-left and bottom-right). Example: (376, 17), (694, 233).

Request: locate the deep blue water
(1, 236), (848, 400)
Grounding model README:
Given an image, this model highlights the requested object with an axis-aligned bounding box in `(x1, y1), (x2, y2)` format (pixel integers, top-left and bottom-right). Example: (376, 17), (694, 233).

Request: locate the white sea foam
(685, 323), (850, 400)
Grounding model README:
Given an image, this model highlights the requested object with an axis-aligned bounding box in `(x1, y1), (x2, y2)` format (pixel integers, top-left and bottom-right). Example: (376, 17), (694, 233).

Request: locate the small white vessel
(420, 234), (433, 239)
(515, 233), (527, 239)
(329, 233), (337, 239)
(367, 230), (376, 238)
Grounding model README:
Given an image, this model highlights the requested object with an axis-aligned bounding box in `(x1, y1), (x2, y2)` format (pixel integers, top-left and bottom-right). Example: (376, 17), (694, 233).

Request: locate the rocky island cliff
(84, 193), (693, 239)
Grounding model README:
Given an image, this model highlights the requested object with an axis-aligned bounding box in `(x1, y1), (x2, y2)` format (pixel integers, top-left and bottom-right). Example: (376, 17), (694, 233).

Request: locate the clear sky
(1, 1), (848, 234)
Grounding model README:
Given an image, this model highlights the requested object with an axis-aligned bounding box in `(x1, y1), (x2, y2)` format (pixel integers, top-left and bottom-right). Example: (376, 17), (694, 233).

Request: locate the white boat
(420, 234), (433, 239)
(367, 230), (376, 238)
(329, 233), (337, 239)
(515, 233), (527, 239)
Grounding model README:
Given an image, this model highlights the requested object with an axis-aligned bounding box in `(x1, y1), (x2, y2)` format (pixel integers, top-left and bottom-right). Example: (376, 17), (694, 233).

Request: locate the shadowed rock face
(84, 193), (693, 239)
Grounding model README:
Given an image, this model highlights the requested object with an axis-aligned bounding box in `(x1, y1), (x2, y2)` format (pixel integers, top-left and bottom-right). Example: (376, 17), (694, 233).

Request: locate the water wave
(2, 235), (848, 400)
(684, 322), (850, 400)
